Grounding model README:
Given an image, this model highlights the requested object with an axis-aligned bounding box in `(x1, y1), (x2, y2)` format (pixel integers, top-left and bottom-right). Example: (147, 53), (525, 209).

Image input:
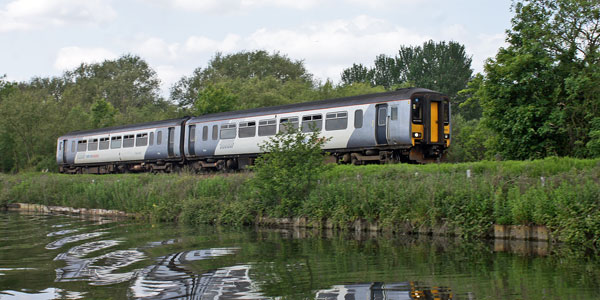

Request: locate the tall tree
(480, 0), (600, 159)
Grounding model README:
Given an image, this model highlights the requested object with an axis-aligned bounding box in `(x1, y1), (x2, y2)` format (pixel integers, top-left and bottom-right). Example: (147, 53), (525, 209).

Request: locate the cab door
(375, 104), (388, 144)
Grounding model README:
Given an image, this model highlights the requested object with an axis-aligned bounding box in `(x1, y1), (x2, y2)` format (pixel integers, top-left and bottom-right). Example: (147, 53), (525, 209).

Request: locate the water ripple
(45, 232), (107, 250)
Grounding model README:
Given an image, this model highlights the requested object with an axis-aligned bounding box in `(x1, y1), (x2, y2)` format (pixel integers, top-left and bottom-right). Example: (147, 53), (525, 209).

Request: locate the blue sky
(0, 0), (513, 95)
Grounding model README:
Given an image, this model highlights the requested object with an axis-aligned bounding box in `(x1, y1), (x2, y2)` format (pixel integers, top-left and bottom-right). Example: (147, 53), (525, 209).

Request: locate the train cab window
(279, 117), (299, 133)
(99, 137), (109, 150)
(391, 106), (398, 121)
(188, 125), (196, 144)
(412, 98), (423, 123)
(325, 111), (348, 131)
(149, 132), (154, 146)
(71, 141), (75, 153)
(220, 123), (236, 139)
(202, 126), (208, 141)
(239, 121), (256, 138)
(258, 119), (276, 136)
(354, 110), (363, 128)
(443, 100), (450, 125)
(77, 140), (87, 152)
(136, 133), (148, 147)
(212, 125), (218, 140)
(157, 131), (162, 145)
(88, 139), (98, 151)
(123, 135), (134, 148)
(111, 136), (122, 149)
(302, 114), (322, 132)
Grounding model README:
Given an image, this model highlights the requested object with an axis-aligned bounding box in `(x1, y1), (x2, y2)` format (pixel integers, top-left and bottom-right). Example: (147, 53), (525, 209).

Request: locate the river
(0, 211), (599, 299)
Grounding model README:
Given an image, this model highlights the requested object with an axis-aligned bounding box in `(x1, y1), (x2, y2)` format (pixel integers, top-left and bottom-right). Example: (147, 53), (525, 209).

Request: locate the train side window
(302, 114), (322, 132)
(279, 117), (299, 133)
(212, 125), (218, 140)
(71, 141), (75, 153)
(157, 131), (162, 145)
(189, 125), (196, 145)
(136, 133), (148, 147)
(77, 140), (87, 152)
(325, 111), (348, 131)
(220, 123), (236, 139)
(239, 121), (256, 138)
(88, 139), (98, 151)
(149, 132), (154, 146)
(258, 119), (276, 136)
(202, 126), (208, 141)
(111, 136), (122, 149)
(99, 137), (109, 150)
(391, 106), (398, 121)
(412, 98), (422, 123)
(354, 110), (363, 128)
(443, 100), (450, 125)
(123, 135), (134, 148)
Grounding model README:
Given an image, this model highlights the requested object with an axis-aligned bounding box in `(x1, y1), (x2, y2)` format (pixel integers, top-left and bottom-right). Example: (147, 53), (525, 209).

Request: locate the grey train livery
(57, 88), (450, 174)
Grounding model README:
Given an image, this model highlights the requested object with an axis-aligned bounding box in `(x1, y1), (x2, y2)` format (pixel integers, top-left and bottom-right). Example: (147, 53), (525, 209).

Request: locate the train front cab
(409, 93), (450, 163)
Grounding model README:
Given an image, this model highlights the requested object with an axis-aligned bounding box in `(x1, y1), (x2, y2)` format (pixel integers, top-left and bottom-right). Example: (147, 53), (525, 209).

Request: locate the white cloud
(136, 37), (180, 61)
(0, 0), (117, 32)
(184, 34), (241, 53)
(162, 0), (318, 13)
(54, 47), (118, 71)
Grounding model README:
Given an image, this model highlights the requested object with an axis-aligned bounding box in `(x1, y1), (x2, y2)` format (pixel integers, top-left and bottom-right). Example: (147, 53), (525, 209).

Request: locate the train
(56, 87), (450, 174)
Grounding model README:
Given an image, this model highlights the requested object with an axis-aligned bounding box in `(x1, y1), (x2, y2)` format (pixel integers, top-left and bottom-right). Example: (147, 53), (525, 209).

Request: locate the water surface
(0, 211), (599, 299)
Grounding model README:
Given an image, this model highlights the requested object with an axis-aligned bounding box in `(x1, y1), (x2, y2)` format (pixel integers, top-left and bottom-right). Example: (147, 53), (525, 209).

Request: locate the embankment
(1, 157), (599, 247)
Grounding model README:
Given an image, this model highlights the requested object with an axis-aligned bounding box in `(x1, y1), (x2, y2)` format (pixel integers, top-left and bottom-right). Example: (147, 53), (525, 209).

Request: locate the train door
(188, 125), (196, 156)
(430, 101), (439, 143)
(62, 140), (68, 163)
(375, 104), (388, 144)
(168, 127), (175, 157)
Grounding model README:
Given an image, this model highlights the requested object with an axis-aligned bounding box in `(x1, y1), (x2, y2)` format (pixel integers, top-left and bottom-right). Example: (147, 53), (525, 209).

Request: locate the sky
(0, 0), (513, 96)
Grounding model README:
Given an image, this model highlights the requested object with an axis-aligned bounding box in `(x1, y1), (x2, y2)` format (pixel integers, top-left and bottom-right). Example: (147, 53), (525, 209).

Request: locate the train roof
(189, 87), (443, 123)
(59, 117), (189, 138)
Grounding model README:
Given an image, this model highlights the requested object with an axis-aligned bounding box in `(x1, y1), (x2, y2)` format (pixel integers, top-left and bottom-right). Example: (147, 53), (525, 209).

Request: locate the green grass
(1, 157), (599, 247)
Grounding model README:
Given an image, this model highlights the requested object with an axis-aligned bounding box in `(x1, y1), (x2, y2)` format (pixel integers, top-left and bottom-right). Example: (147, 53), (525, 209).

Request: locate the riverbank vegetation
(2, 157), (599, 248)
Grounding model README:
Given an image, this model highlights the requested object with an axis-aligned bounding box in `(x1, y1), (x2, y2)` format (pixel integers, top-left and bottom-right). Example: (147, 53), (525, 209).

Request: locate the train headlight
(413, 132), (422, 138)
(444, 134), (450, 139)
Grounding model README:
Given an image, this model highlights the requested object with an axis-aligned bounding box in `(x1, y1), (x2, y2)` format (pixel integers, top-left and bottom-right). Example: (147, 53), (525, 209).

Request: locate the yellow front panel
(430, 102), (439, 143)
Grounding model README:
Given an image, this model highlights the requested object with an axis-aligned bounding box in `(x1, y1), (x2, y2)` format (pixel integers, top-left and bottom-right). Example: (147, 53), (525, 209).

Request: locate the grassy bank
(1, 157), (599, 247)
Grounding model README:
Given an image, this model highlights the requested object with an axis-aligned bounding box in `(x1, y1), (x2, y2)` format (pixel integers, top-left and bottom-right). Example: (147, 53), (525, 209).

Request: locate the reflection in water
(315, 282), (453, 300)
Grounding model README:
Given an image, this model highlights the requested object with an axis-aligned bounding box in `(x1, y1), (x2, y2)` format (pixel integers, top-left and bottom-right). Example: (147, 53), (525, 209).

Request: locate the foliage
(445, 115), (496, 162)
(250, 125), (330, 217)
(192, 83), (237, 115)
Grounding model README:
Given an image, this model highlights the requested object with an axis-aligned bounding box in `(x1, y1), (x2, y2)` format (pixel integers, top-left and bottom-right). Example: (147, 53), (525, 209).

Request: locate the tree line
(0, 0), (598, 173)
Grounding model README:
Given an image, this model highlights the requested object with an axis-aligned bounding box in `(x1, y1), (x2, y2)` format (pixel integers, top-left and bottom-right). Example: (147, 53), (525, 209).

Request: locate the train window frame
(99, 137), (109, 150)
(412, 98), (423, 124)
(354, 110), (363, 128)
(302, 114), (323, 132)
(189, 125), (196, 144)
(111, 136), (122, 149)
(220, 123), (236, 139)
(123, 134), (135, 148)
(136, 133), (148, 147)
(202, 126), (208, 141)
(378, 107), (387, 126)
(391, 106), (398, 121)
(157, 131), (162, 145)
(258, 119), (277, 136)
(239, 121), (256, 138)
(212, 125), (218, 140)
(149, 132), (154, 146)
(325, 111), (348, 131)
(77, 140), (87, 152)
(88, 138), (98, 151)
(279, 117), (299, 133)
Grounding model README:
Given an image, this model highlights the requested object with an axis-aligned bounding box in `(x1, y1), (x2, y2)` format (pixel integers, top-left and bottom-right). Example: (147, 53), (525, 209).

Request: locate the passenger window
(149, 132), (154, 146)
(189, 125), (196, 144)
(77, 140), (87, 152)
(111, 136), (122, 149)
(354, 110), (363, 128)
(157, 131), (162, 145)
(412, 98), (422, 123)
(302, 114), (322, 132)
(220, 123), (236, 139)
(88, 139), (98, 151)
(258, 119), (276, 136)
(279, 117), (299, 133)
(391, 106), (398, 121)
(202, 126), (208, 141)
(136, 133), (148, 147)
(239, 121), (256, 138)
(99, 137), (109, 150)
(123, 135), (134, 148)
(325, 111), (348, 131)
(212, 125), (218, 140)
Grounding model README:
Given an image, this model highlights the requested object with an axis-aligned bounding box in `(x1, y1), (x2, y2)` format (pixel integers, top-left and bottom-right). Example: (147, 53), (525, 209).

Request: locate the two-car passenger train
(57, 88), (450, 174)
